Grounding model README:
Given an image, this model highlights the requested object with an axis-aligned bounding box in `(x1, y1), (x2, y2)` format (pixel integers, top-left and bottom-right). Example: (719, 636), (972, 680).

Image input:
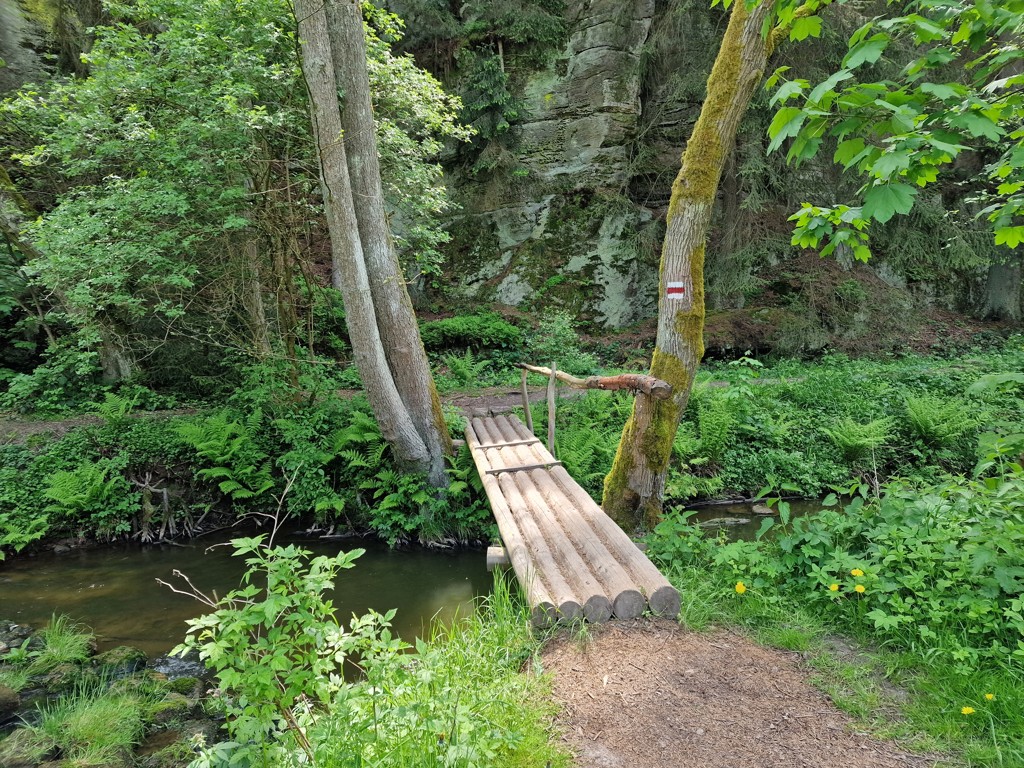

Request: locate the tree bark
(294, 0), (431, 472)
(602, 0), (774, 530)
(982, 257), (1022, 321)
(326, 0), (452, 488)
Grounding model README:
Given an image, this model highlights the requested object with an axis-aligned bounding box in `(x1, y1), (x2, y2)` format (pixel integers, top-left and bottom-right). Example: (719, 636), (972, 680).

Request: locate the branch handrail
(519, 363), (673, 455)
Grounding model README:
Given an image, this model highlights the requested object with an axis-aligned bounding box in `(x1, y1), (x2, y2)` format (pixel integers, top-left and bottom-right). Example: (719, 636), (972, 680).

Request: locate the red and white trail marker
(666, 281), (687, 298)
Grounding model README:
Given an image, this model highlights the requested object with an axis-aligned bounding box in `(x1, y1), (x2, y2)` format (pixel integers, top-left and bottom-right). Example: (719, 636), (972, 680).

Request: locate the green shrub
(528, 311), (598, 375)
(419, 312), (524, 353)
(174, 536), (567, 767)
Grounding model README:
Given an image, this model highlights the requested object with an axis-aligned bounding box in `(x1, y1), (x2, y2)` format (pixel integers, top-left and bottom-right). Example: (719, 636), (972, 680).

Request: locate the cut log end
(531, 601), (557, 627)
(583, 595), (613, 624)
(648, 585), (682, 618)
(486, 545), (510, 572)
(612, 588), (646, 620)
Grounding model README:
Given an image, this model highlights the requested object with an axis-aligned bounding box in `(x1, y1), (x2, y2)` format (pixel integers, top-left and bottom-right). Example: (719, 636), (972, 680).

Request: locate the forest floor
(540, 618), (943, 768)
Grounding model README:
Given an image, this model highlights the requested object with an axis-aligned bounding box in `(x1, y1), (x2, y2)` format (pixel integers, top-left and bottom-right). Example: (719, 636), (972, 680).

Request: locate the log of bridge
(499, 415), (682, 619)
(469, 414), (678, 624)
(469, 419), (581, 623)
(488, 417), (614, 622)
(464, 423), (557, 625)
(520, 364), (673, 399)
(489, 415), (644, 620)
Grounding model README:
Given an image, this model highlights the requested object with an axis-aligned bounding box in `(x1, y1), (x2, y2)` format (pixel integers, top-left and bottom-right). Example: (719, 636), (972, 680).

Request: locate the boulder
(0, 683), (19, 719)
(93, 646), (148, 679)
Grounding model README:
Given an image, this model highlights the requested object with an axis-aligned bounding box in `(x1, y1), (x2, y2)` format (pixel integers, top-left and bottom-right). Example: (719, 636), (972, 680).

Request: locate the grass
(0, 666), (31, 692)
(29, 684), (148, 765)
(27, 614), (94, 675)
(305, 573), (570, 768)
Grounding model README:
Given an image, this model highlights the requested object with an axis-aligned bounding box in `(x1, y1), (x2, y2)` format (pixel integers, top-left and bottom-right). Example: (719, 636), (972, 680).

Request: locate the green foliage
(420, 312), (524, 353)
(27, 615), (95, 675)
(903, 394), (974, 448)
(43, 458), (139, 536)
(459, 51), (520, 141)
(528, 311), (598, 375)
(768, 0), (1024, 256)
(821, 416), (894, 464)
(177, 410), (276, 503)
(439, 348), (494, 387)
(176, 537), (568, 767)
(695, 389), (735, 466)
(28, 683), (149, 766)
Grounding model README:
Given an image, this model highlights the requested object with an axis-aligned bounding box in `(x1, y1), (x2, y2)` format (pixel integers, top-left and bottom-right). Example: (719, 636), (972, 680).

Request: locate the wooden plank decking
(466, 414), (681, 627)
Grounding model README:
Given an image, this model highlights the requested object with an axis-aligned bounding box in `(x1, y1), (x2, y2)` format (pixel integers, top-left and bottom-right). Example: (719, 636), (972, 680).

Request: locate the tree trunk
(294, 0), (431, 472)
(982, 257), (1022, 321)
(602, 0), (774, 530)
(326, 0), (452, 488)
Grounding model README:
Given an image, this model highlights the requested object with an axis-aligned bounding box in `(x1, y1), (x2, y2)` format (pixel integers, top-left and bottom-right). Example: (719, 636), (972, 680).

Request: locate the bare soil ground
(540, 619), (943, 768)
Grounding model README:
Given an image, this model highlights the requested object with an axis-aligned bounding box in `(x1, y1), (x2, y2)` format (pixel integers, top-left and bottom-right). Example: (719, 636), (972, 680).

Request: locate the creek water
(0, 529), (492, 657)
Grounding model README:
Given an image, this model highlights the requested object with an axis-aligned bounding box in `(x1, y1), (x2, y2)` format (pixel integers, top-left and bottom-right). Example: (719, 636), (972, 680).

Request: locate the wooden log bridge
(466, 413), (681, 627)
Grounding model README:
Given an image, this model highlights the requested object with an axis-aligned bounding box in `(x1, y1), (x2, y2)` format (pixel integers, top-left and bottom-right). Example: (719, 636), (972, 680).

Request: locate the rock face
(447, 0), (661, 328)
(0, 0), (49, 93)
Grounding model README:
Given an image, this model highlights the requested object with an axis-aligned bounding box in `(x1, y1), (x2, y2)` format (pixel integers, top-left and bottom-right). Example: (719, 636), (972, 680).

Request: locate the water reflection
(0, 530), (491, 656)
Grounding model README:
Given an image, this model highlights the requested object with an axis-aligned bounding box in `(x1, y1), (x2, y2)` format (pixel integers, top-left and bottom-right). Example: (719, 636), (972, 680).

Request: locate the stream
(0, 500), (823, 658)
(0, 529), (492, 657)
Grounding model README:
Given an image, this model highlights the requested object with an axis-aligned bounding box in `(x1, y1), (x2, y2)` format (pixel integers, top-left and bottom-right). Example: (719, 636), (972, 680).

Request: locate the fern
(176, 410), (275, 503)
(440, 348), (492, 386)
(904, 395), (974, 447)
(697, 391), (735, 465)
(822, 417), (895, 463)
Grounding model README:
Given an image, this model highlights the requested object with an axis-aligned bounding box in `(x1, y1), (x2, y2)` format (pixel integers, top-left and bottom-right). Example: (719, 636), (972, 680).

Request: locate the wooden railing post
(521, 367), (534, 433)
(547, 362), (557, 455)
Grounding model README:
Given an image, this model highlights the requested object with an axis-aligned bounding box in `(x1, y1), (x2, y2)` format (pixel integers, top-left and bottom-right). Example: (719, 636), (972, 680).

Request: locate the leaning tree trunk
(326, 0), (452, 488)
(602, 0), (775, 530)
(294, 0), (431, 472)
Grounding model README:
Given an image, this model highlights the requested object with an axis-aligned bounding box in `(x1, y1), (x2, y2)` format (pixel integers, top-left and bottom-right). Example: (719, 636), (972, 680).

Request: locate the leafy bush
(528, 311), (598, 375)
(174, 536), (567, 767)
(649, 464), (1024, 675)
(419, 312), (524, 353)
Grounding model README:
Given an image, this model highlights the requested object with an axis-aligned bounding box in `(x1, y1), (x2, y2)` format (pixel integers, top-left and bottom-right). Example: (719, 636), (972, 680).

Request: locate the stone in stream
(0, 683), (19, 720)
(93, 645), (149, 678)
(697, 517), (752, 528)
(752, 503), (774, 515)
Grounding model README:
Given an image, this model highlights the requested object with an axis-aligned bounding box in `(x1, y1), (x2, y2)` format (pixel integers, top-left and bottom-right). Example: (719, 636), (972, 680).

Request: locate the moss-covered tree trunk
(602, 0), (775, 530)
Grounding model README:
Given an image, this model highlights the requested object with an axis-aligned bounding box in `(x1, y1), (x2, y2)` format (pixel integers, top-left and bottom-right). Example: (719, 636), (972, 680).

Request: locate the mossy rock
(93, 646), (148, 678)
(42, 662), (98, 694)
(109, 670), (168, 699)
(166, 676), (200, 697)
(139, 742), (198, 768)
(0, 683), (19, 718)
(146, 693), (192, 726)
(0, 727), (55, 768)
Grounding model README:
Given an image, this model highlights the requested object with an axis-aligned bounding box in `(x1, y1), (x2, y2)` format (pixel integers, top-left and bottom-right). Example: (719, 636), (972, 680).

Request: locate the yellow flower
(985, 693), (995, 701)
(962, 706), (975, 715)
(851, 568), (864, 577)
(829, 583), (840, 592)
(854, 584), (866, 594)
(735, 582), (747, 594)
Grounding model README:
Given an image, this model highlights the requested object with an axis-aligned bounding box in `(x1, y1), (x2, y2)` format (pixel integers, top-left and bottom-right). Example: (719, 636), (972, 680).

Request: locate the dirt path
(540, 619), (942, 768)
